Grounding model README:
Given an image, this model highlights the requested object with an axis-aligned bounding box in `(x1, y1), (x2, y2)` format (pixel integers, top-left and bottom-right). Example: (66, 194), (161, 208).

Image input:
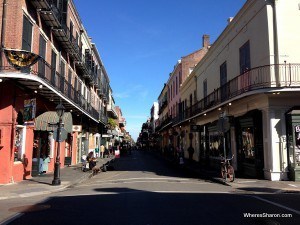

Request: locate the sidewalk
(183, 159), (300, 194)
(0, 157), (114, 200)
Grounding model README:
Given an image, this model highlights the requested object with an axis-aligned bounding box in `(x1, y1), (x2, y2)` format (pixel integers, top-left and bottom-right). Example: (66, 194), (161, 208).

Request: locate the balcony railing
(177, 63), (300, 123)
(99, 110), (108, 124)
(31, 0), (62, 27)
(52, 24), (81, 61)
(0, 50), (100, 121)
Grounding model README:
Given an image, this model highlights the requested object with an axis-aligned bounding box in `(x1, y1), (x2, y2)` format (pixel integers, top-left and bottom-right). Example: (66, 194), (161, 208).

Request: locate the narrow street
(1, 150), (299, 225)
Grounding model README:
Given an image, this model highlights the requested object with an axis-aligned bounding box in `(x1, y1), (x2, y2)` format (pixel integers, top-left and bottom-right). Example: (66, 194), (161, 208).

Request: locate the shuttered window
(51, 50), (57, 85)
(38, 35), (46, 77)
(22, 16), (32, 51)
(239, 41), (251, 74)
(60, 61), (65, 93)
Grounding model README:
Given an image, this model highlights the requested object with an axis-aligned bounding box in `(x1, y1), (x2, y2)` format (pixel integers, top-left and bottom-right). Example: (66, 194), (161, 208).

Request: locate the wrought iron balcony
(99, 110), (108, 124)
(178, 63), (300, 123)
(30, 1), (81, 61)
(0, 50), (100, 121)
(30, 0), (62, 27)
(52, 24), (81, 61)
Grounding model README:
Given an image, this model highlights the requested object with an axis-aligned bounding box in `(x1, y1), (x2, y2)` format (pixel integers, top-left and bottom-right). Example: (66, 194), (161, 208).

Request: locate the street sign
(53, 128), (68, 142)
(217, 116), (230, 133)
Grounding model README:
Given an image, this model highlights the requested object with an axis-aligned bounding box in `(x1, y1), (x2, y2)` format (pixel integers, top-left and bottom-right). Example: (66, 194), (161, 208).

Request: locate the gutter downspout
(272, 0), (280, 86)
(0, 0), (7, 67)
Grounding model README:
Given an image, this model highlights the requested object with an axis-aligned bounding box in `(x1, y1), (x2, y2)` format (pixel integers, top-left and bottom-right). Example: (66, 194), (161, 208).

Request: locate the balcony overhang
(52, 29), (81, 61)
(107, 108), (118, 119)
(0, 72), (99, 123)
(39, 10), (61, 28)
(30, 0), (50, 10)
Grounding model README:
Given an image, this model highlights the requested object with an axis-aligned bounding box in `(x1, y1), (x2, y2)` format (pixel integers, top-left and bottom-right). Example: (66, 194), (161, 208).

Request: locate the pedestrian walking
(42, 155), (50, 173)
(100, 144), (105, 158)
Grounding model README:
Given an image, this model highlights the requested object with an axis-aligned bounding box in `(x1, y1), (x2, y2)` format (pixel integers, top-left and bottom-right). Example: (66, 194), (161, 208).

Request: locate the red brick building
(0, 0), (109, 184)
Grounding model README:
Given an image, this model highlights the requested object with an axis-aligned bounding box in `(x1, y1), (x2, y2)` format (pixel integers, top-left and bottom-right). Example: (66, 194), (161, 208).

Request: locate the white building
(177, 0), (300, 181)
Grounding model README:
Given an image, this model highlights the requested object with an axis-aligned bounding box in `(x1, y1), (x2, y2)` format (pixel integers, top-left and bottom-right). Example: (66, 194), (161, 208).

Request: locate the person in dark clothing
(187, 145), (195, 161)
(86, 152), (99, 174)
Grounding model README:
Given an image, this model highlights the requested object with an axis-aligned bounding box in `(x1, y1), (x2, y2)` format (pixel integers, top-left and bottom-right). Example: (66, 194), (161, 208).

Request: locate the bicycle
(220, 154), (235, 182)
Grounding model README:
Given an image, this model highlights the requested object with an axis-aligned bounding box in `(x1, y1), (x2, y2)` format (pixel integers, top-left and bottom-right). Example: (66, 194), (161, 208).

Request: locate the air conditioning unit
(72, 125), (82, 132)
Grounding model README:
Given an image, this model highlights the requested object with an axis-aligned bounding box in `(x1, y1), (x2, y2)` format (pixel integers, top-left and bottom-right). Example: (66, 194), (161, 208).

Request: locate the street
(1, 150), (299, 225)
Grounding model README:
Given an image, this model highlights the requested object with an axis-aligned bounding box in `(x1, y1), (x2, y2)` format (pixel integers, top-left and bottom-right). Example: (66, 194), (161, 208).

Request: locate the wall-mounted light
(0, 79), (2, 82)
(34, 90), (38, 93)
(204, 113), (207, 116)
(39, 84), (43, 89)
(218, 107), (222, 111)
(228, 102), (232, 106)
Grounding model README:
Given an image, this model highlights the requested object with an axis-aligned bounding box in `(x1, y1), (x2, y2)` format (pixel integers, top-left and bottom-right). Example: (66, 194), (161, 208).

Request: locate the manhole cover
(9, 204), (51, 213)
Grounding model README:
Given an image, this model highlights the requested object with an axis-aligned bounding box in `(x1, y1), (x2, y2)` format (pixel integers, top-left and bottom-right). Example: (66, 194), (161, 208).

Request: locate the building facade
(156, 35), (210, 156)
(0, 0), (110, 184)
(177, 0), (300, 181)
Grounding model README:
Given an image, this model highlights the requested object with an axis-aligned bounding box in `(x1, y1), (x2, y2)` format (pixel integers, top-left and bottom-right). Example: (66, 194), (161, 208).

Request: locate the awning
(34, 111), (73, 133)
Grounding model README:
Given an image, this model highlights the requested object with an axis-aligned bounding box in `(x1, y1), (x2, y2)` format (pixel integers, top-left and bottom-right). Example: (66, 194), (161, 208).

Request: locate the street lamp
(52, 102), (65, 185)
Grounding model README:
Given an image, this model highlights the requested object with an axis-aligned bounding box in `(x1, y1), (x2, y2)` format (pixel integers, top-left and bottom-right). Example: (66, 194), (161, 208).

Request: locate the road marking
(236, 181), (257, 184)
(97, 177), (190, 183)
(251, 196), (300, 215)
(288, 184), (298, 188)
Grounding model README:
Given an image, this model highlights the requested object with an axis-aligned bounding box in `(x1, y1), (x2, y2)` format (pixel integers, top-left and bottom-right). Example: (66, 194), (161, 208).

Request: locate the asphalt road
(1, 150), (299, 225)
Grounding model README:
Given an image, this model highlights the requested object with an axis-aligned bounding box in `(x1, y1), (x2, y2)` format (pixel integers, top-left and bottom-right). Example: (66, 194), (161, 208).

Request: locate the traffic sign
(217, 116), (230, 133)
(53, 128), (68, 142)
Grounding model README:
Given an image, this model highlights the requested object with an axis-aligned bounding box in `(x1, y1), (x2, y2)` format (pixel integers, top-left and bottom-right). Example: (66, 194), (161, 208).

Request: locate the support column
(263, 108), (288, 180)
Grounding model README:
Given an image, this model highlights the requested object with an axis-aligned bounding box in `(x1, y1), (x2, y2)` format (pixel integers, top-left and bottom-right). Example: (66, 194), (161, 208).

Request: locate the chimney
(202, 34), (210, 48)
(227, 17), (234, 24)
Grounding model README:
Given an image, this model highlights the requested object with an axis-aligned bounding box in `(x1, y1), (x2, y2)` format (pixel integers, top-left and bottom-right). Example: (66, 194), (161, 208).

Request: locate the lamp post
(52, 102), (65, 185)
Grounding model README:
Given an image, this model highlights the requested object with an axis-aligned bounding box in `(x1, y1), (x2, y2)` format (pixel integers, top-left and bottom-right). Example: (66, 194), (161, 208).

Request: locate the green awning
(34, 111), (73, 133)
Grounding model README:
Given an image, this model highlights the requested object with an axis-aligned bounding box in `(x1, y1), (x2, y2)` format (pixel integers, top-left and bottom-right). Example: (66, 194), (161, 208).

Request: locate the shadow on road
(3, 187), (299, 225)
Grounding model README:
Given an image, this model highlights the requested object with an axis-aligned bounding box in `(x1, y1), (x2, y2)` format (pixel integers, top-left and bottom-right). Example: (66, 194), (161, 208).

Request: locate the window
(22, 16), (32, 51)
(173, 81), (175, 98)
(220, 61), (227, 102)
(179, 71), (182, 85)
(203, 79), (207, 106)
(68, 69), (72, 97)
(60, 61), (65, 93)
(70, 21), (74, 42)
(242, 128), (255, 159)
(51, 50), (57, 86)
(38, 35), (46, 77)
(14, 126), (26, 162)
(239, 41), (251, 74)
(176, 77), (178, 95)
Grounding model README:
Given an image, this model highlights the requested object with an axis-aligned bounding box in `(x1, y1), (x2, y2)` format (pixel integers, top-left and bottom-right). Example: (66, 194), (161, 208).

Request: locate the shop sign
(190, 125), (201, 132)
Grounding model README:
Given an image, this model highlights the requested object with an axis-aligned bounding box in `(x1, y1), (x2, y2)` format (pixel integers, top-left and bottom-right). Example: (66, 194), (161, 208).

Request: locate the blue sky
(73, 0), (246, 141)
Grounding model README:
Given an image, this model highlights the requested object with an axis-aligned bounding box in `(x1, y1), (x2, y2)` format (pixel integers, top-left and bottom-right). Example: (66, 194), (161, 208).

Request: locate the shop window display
(14, 125), (26, 161)
(209, 132), (223, 156)
(294, 125), (300, 167)
(242, 128), (255, 159)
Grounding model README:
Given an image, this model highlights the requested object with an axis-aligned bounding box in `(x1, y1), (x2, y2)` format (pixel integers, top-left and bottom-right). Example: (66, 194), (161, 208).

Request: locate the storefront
(286, 108), (300, 181)
(235, 110), (264, 178)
